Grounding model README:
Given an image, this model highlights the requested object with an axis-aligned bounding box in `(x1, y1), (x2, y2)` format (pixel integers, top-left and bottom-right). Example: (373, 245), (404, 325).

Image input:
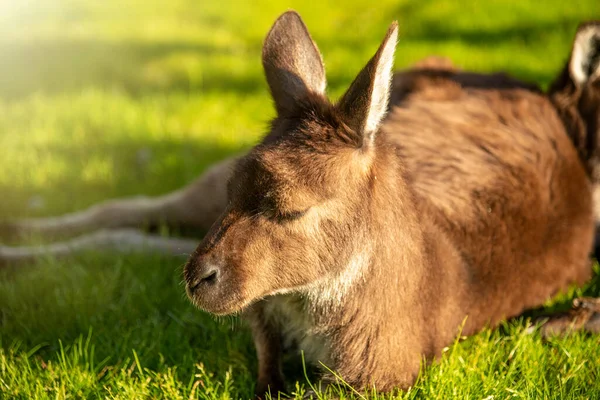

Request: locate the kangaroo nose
(188, 265), (220, 293)
(199, 267), (219, 284)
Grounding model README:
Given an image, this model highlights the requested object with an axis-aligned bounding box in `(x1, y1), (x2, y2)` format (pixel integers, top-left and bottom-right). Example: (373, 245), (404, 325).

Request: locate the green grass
(1, 0), (599, 398)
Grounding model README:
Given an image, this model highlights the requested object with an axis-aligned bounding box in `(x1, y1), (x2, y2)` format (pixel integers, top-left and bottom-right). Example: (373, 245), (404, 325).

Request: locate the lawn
(1, 0), (599, 398)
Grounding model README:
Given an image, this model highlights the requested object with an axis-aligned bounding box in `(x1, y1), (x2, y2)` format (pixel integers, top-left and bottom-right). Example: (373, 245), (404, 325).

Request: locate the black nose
(200, 267), (219, 284)
(188, 266), (220, 293)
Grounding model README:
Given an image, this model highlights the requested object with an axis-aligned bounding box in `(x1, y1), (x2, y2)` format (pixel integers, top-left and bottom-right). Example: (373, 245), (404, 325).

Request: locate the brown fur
(184, 12), (595, 397)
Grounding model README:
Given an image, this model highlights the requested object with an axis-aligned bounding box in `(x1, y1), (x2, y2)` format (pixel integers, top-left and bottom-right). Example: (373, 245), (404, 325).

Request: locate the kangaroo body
(241, 63), (594, 393)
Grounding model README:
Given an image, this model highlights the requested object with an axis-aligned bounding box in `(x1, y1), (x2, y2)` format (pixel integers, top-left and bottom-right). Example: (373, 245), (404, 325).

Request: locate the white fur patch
(265, 246), (372, 308)
(263, 294), (331, 365)
(307, 247), (371, 308)
(364, 27), (398, 137)
(261, 247), (372, 367)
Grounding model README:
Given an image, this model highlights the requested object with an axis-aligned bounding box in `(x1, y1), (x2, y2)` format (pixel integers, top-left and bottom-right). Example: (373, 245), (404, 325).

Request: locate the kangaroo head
(549, 21), (600, 177)
(184, 11), (398, 315)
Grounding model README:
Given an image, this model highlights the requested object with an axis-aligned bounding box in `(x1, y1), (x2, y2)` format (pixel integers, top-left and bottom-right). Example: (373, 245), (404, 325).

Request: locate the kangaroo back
(386, 68), (594, 331)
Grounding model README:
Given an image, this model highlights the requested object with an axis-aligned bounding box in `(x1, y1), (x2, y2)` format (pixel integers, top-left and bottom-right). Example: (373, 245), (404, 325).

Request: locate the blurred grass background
(0, 0), (599, 398)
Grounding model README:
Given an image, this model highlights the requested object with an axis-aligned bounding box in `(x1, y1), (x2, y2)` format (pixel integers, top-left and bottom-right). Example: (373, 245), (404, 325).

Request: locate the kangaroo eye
(276, 208), (309, 222)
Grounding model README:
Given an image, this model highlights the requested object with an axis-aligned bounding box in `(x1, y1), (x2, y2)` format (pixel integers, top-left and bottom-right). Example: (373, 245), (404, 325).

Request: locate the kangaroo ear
(262, 11), (327, 115)
(569, 21), (600, 86)
(337, 22), (398, 145)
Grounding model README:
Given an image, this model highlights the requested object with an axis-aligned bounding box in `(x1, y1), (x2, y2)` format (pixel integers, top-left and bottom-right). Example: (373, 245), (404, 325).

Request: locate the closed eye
(276, 208), (309, 222)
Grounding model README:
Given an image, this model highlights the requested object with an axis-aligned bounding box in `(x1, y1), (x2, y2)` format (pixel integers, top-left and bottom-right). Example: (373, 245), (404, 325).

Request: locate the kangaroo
(182, 12), (596, 397)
